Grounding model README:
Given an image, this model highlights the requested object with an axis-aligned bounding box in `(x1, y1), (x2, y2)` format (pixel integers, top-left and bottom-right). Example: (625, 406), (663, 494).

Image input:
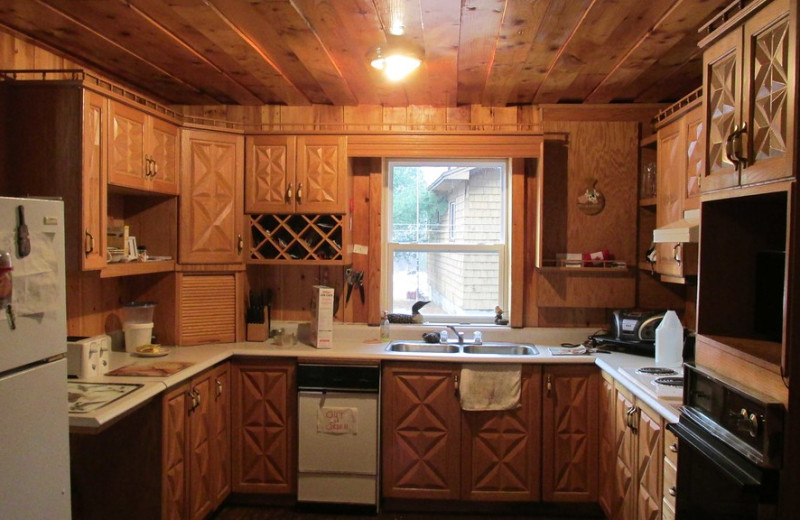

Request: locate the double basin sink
(386, 341), (538, 356)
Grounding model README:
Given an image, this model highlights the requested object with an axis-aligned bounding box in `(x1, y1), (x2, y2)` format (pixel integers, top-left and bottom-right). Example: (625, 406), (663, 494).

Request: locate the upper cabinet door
(740, 0), (793, 186)
(245, 135), (296, 213)
(108, 100), (180, 195)
(147, 117), (180, 195)
(295, 135), (348, 214)
(702, 29), (743, 192)
(109, 100), (147, 191)
(180, 130), (244, 264)
(81, 90), (108, 271)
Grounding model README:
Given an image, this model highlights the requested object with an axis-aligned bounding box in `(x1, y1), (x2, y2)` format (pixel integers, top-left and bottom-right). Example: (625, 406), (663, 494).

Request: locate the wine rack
(248, 214), (346, 264)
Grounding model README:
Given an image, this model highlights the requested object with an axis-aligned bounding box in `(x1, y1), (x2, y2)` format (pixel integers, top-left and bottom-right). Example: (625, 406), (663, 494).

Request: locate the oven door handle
(668, 422), (764, 489)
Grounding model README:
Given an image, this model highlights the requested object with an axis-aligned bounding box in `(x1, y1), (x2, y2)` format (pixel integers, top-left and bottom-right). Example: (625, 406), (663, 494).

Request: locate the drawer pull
(669, 442), (678, 453)
(668, 486), (677, 497)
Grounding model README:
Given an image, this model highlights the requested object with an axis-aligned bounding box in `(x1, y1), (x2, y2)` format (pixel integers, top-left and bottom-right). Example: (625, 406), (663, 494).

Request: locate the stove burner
(653, 376), (683, 387)
(636, 367), (678, 375)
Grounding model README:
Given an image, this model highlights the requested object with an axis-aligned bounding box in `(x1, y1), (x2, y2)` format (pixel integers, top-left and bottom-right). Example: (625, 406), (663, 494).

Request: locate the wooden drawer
(663, 456), (677, 510)
(664, 427), (678, 465)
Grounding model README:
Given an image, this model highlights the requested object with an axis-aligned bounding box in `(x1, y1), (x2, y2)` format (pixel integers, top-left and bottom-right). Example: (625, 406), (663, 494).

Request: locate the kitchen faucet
(447, 325), (465, 344)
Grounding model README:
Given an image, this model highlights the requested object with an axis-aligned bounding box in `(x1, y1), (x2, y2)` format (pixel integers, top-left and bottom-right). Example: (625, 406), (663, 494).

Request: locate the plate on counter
(133, 344), (169, 357)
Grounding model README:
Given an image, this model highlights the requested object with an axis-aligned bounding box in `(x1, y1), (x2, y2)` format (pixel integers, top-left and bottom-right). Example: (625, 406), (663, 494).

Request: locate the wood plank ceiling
(0, 0), (731, 107)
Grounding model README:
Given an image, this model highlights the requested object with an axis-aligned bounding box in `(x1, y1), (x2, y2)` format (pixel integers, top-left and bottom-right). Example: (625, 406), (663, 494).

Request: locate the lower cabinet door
(541, 365), (600, 502)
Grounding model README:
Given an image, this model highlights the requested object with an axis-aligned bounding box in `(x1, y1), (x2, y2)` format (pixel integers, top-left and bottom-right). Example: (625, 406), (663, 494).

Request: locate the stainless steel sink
(385, 341), (538, 356)
(462, 343), (538, 355)
(386, 342), (460, 354)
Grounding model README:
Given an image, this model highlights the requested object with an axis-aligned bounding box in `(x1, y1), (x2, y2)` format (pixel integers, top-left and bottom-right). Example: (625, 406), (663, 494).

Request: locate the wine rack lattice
(248, 214), (344, 263)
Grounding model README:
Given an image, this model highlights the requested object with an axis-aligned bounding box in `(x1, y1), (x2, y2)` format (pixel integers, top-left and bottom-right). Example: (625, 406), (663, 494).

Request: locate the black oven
(668, 364), (785, 519)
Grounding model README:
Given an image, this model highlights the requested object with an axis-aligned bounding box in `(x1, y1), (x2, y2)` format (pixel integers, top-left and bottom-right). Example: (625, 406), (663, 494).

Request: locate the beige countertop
(68, 323), (681, 431)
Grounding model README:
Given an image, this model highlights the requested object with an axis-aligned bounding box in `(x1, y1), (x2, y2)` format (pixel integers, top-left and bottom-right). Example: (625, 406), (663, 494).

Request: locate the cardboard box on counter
(310, 285), (334, 348)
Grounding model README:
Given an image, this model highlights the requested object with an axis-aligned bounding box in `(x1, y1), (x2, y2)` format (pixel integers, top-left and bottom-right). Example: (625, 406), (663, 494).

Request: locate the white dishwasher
(297, 363), (380, 510)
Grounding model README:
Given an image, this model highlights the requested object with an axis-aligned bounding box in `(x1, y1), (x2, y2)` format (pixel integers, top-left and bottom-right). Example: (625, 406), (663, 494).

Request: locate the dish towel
(459, 363), (522, 411)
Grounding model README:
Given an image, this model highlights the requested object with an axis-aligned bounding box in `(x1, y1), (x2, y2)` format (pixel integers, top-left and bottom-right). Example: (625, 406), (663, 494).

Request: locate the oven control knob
(747, 412), (760, 438)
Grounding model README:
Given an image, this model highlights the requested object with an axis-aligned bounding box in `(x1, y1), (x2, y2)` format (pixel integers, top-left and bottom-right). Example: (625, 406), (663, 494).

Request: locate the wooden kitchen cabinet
(662, 427), (679, 519)
(700, 0), (794, 193)
(245, 135), (348, 214)
(231, 358), (296, 495)
(109, 99), (180, 195)
(381, 362), (542, 502)
(601, 378), (664, 520)
(653, 101), (702, 282)
(162, 362), (231, 520)
(541, 364), (599, 503)
(180, 129), (244, 264)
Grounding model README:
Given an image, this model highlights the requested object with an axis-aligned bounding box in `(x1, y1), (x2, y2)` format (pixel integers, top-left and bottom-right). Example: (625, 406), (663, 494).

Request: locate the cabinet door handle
(454, 374), (459, 398)
(237, 234), (244, 254)
(668, 486), (677, 497)
(84, 229), (95, 255)
(669, 442), (678, 453)
(673, 243), (682, 265)
(296, 182), (303, 205)
(734, 121), (748, 166)
(546, 375), (552, 397)
(286, 182), (294, 203)
(215, 378), (223, 398)
(725, 125), (740, 166)
(188, 389), (197, 413)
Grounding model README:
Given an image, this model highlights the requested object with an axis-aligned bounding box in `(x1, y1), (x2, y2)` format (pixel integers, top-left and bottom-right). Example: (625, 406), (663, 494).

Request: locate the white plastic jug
(655, 310), (683, 366)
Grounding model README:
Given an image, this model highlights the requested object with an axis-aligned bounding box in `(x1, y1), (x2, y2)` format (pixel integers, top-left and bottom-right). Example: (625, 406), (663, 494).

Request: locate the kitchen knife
(17, 205), (30, 258)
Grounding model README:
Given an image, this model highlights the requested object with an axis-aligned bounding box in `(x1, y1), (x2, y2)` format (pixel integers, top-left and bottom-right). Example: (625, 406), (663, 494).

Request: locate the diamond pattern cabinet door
(162, 383), (189, 520)
(741, 0), (793, 186)
(245, 135), (296, 213)
(109, 100), (148, 191)
(231, 359), (296, 495)
(635, 401), (664, 520)
(461, 365), (542, 502)
(148, 117), (180, 195)
(612, 384), (636, 520)
(656, 116), (688, 278)
(188, 373), (214, 520)
(209, 363), (231, 510)
(381, 362), (462, 500)
(598, 371), (617, 518)
(541, 365), (599, 502)
(701, 29), (742, 192)
(295, 136), (348, 214)
(81, 90), (107, 271)
(180, 129), (244, 264)
(684, 107), (704, 207)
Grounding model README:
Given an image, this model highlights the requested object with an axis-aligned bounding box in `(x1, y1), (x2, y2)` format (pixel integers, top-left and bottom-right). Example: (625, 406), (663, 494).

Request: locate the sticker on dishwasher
(317, 406), (358, 434)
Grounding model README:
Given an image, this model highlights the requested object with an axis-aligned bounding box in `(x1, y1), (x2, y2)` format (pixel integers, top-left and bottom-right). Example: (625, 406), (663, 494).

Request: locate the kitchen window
(383, 159), (510, 324)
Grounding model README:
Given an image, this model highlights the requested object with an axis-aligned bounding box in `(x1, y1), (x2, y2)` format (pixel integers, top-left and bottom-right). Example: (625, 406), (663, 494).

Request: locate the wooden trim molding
(347, 134), (543, 158)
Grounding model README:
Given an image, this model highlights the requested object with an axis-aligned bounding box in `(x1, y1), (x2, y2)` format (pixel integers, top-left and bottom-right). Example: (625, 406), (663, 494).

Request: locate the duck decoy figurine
(387, 301), (429, 324)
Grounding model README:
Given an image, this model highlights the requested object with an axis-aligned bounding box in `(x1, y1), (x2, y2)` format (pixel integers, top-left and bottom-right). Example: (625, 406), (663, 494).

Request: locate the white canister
(124, 322), (154, 352)
(655, 310), (683, 366)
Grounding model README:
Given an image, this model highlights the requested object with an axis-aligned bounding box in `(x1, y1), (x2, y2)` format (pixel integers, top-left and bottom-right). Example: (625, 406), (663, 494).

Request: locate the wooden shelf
(100, 260), (175, 278)
(248, 214), (346, 264)
(639, 197), (657, 207)
(639, 133), (658, 148)
(539, 259), (629, 272)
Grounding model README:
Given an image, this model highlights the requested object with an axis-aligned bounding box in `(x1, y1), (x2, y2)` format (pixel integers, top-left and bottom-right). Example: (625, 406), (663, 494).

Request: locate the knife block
(246, 309), (269, 342)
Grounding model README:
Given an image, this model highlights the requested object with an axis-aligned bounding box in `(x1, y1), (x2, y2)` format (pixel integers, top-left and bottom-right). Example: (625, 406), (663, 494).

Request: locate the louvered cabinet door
(381, 362), (462, 500)
(162, 383), (189, 520)
(231, 359), (296, 495)
(180, 129), (244, 264)
(295, 135), (348, 213)
(461, 365), (542, 501)
(178, 273), (237, 345)
(541, 365), (599, 502)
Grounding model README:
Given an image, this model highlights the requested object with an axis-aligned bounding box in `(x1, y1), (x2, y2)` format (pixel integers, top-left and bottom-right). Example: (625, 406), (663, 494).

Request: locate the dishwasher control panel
(297, 363), (380, 392)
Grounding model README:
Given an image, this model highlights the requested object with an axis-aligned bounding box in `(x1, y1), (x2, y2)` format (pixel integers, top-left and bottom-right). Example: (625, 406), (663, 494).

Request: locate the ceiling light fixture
(369, 35), (423, 82)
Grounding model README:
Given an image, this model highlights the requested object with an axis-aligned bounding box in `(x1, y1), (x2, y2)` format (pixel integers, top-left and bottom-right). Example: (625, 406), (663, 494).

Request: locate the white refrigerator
(0, 196), (71, 519)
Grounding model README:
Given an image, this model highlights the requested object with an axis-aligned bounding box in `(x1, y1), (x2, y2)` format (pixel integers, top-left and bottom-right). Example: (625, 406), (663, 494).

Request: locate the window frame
(382, 158), (512, 324)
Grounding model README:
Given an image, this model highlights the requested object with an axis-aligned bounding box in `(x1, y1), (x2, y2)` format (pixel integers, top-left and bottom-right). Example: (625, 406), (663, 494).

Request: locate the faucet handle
(473, 331), (483, 345)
